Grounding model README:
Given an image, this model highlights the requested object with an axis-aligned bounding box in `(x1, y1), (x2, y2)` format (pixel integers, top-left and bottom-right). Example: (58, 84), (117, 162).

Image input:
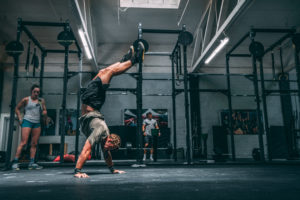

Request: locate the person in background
(12, 84), (47, 170)
(142, 112), (160, 161)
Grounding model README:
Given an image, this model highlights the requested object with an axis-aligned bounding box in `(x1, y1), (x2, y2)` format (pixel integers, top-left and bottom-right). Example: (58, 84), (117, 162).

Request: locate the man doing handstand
(74, 42), (145, 178)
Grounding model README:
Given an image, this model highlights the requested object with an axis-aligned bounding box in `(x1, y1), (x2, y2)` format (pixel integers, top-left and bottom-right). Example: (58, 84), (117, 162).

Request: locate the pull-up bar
(142, 29), (181, 34)
(22, 21), (69, 27)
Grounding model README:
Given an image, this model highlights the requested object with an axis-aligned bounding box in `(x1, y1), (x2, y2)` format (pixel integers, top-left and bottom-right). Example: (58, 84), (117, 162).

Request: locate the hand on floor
(74, 172), (90, 178)
(113, 170), (126, 174)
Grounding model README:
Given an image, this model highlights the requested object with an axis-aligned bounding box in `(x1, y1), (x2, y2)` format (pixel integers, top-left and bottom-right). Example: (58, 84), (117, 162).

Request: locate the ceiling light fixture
(74, 0), (95, 61)
(78, 28), (92, 60)
(205, 37), (229, 64)
(120, 0), (181, 9)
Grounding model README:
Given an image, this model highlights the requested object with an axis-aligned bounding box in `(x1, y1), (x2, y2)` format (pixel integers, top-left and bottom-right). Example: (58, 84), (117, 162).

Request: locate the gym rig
(4, 19), (194, 167)
(5, 18), (300, 167)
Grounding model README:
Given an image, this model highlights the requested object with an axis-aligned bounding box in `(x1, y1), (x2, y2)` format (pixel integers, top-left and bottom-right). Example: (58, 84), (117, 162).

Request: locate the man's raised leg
(93, 42), (145, 84)
(94, 60), (133, 84)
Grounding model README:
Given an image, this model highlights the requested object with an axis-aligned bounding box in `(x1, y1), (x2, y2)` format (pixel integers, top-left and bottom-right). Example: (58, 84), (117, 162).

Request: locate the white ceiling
(0, 0), (208, 44)
(90, 0), (208, 44)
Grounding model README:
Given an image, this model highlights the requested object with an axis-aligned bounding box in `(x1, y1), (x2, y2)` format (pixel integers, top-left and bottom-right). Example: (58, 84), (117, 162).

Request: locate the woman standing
(12, 84), (47, 170)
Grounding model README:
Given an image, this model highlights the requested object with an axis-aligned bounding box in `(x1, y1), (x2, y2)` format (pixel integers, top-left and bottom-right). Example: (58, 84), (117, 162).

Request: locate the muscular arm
(155, 124), (159, 129)
(41, 99), (47, 124)
(15, 97), (27, 124)
(142, 124), (146, 132)
(155, 121), (160, 136)
(101, 143), (125, 174)
(74, 140), (92, 178)
(76, 140), (92, 169)
(41, 98), (47, 116)
(103, 149), (113, 167)
(142, 122), (147, 136)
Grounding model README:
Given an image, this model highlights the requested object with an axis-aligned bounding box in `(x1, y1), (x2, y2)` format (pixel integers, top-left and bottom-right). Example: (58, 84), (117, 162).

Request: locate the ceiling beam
(216, 0), (230, 31)
(191, 1), (211, 66)
(72, 0), (98, 71)
(191, 0), (250, 73)
(201, 0), (215, 54)
(191, 28), (203, 66)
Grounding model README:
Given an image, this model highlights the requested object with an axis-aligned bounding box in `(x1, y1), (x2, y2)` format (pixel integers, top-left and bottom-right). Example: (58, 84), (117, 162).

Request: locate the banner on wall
(220, 110), (260, 135)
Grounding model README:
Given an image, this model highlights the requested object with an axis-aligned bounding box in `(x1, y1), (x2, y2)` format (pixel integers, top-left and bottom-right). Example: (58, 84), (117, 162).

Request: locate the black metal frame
(72, 25), (189, 163)
(137, 25), (185, 163)
(136, 23), (143, 163)
(226, 28), (297, 161)
(123, 24), (197, 163)
(10, 23), (298, 166)
(5, 18), (82, 169)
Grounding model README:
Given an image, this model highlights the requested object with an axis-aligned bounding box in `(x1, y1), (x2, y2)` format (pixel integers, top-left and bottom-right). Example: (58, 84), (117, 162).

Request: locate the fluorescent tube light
(78, 28), (92, 60)
(205, 37), (229, 64)
(120, 0), (181, 9)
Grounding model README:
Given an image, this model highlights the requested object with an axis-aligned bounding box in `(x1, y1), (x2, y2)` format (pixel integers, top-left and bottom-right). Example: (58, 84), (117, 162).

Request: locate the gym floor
(1, 164), (300, 200)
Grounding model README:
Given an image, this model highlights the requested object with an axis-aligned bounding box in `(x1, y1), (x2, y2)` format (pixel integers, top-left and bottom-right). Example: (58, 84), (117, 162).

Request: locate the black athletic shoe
(131, 41), (145, 65)
(120, 46), (134, 63)
(137, 41), (145, 62)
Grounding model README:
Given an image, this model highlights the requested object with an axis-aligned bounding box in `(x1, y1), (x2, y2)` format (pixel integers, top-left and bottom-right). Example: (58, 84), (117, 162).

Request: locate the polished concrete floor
(1, 165), (300, 200)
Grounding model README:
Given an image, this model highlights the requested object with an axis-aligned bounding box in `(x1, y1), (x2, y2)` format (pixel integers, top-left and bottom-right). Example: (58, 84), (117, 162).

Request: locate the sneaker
(12, 163), (20, 171)
(143, 155), (146, 161)
(120, 46), (135, 63)
(150, 155), (154, 161)
(28, 163), (43, 170)
(131, 41), (145, 67)
(137, 41), (145, 62)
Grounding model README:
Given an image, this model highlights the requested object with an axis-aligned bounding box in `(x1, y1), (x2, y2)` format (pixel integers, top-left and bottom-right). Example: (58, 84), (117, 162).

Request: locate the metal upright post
(75, 53), (82, 162)
(136, 22), (143, 163)
(258, 58), (272, 161)
(5, 18), (23, 169)
(294, 42), (300, 101)
(171, 54), (177, 161)
(175, 49), (179, 74)
(183, 44), (191, 164)
(35, 51), (46, 160)
(75, 88), (81, 162)
(189, 75), (202, 160)
(0, 68), (3, 115)
(294, 38), (300, 154)
(178, 46), (182, 75)
(250, 40), (265, 162)
(271, 52), (276, 80)
(226, 56), (236, 161)
(59, 26), (71, 163)
(39, 52), (46, 96)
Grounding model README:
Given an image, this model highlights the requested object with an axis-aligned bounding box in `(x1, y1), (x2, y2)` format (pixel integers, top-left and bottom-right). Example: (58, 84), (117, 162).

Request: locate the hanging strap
(31, 47), (37, 77)
(25, 41), (31, 79)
